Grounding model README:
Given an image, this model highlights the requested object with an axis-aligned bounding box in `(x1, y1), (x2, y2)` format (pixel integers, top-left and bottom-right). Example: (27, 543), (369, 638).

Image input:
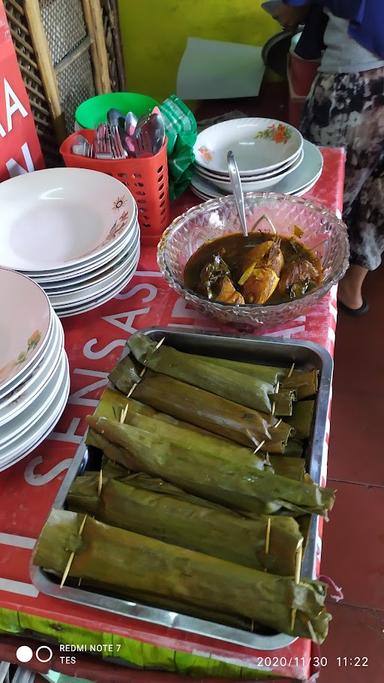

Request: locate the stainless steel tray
(31, 327), (333, 651)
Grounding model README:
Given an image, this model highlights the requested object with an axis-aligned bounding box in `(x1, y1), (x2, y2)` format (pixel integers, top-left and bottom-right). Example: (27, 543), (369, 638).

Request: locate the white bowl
(194, 118), (303, 175)
(0, 168), (137, 271)
(195, 149), (304, 192)
(191, 141), (324, 198)
(194, 147), (302, 181)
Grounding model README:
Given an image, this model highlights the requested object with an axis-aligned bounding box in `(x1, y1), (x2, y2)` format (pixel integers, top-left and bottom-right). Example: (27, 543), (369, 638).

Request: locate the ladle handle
(227, 150), (248, 238)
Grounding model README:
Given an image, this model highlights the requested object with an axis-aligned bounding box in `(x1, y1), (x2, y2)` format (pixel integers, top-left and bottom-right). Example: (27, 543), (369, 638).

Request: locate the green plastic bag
(159, 95), (197, 200)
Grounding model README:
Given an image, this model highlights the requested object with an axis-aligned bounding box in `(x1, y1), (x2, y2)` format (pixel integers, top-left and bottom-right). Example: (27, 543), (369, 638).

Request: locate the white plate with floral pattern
(194, 118), (303, 175)
(195, 149), (304, 192)
(191, 140), (323, 199)
(0, 312), (63, 424)
(0, 269), (52, 393)
(194, 147), (302, 181)
(0, 168), (136, 271)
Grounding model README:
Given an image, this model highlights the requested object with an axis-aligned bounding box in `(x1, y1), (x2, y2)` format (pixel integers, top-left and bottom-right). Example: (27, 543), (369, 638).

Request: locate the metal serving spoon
(227, 150), (248, 237)
(107, 108), (125, 128)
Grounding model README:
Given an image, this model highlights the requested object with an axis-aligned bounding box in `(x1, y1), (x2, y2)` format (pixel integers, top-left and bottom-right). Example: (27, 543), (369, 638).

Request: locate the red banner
(0, 1), (44, 181)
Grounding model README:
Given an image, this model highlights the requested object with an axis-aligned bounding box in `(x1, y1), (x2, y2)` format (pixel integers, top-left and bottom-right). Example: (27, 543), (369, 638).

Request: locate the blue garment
(284, 1), (384, 59)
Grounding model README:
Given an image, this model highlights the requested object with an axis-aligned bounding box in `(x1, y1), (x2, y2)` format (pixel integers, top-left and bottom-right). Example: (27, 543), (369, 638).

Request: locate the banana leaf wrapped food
(284, 438), (305, 458)
(128, 333), (275, 414)
(283, 370), (319, 400)
(182, 353), (319, 401)
(67, 474), (303, 575)
(88, 431), (307, 490)
(272, 389), (296, 417)
(33, 509), (331, 643)
(288, 400), (316, 440)
(90, 388), (267, 471)
(109, 357), (292, 453)
(191, 355), (289, 385)
(87, 415), (335, 517)
(88, 388), (307, 481)
(66, 473), (100, 515)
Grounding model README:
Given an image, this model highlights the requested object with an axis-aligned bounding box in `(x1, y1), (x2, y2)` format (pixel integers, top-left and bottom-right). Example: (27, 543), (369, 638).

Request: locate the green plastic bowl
(75, 92), (159, 129)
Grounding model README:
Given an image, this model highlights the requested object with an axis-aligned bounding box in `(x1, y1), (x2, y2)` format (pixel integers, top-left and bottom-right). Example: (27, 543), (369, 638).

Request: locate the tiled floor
(317, 265), (384, 682)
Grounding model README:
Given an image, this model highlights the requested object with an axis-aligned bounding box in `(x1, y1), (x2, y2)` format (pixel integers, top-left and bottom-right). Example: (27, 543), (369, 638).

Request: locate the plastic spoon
(227, 150), (248, 238)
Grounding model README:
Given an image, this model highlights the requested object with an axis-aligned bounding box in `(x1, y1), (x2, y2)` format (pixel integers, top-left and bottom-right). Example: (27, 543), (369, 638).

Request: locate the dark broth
(184, 232), (322, 305)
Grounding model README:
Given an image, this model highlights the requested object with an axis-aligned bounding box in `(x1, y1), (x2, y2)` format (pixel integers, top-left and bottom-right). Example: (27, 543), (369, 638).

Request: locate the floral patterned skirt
(301, 67), (384, 270)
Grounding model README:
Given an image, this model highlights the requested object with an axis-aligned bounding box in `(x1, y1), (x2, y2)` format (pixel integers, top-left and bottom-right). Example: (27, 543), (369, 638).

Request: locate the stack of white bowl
(0, 269), (69, 471)
(0, 168), (140, 318)
(192, 118), (323, 200)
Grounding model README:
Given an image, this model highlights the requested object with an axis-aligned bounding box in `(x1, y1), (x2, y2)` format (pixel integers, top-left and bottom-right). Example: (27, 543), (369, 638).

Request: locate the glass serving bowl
(157, 193), (350, 328)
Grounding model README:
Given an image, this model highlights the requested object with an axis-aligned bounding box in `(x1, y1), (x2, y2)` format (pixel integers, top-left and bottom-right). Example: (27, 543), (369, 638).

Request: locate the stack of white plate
(0, 168), (140, 318)
(0, 269), (69, 471)
(192, 118), (323, 200)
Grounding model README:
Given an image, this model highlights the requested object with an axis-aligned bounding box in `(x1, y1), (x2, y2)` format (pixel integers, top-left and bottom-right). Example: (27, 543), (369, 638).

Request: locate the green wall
(118, 0), (279, 101)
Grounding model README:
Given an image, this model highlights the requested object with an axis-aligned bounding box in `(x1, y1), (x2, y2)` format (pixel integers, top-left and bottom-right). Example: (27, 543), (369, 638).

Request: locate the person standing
(275, 0), (384, 314)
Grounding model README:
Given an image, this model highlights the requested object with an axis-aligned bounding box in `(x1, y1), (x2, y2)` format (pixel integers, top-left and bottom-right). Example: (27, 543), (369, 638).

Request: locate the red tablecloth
(0, 147), (345, 681)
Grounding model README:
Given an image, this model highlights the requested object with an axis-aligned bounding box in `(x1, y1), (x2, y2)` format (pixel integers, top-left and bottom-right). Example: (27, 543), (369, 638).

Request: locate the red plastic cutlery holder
(60, 129), (170, 246)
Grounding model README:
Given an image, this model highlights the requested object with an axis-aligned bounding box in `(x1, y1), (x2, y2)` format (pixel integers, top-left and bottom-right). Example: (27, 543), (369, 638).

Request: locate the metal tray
(31, 327), (333, 651)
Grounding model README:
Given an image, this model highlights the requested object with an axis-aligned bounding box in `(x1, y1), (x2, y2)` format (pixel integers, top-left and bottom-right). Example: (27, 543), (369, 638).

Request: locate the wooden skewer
(253, 440), (266, 454)
(246, 429), (261, 448)
(120, 404), (129, 423)
(295, 542), (303, 583)
(265, 517), (271, 554)
(271, 378), (280, 417)
(142, 336), (166, 368)
(290, 540), (303, 631)
(273, 418), (282, 430)
(246, 429), (272, 455)
(125, 337), (165, 399)
(287, 362), (295, 378)
(60, 515), (88, 589)
(245, 430), (267, 457)
(97, 469), (103, 496)
(60, 554), (75, 589)
(154, 337), (166, 352)
(126, 382), (138, 398)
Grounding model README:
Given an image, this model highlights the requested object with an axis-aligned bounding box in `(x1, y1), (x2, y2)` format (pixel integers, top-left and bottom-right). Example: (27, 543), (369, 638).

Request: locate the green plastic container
(75, 92), (159, 129)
